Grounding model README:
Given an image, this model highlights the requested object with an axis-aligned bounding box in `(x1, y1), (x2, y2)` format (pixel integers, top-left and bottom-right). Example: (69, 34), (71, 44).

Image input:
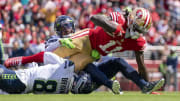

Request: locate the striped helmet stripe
(110, 13), (114, 20)
(110, 13), (116, 21)
(142, 8), (146, 20)
(113, 12), (117, 22)
(144, 10), (150, 28)
(116, 12), (118, 22)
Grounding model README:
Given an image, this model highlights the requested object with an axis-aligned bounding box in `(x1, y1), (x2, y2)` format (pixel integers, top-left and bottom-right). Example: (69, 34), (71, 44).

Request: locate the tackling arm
(135, 51), (149, 81)
(90, 15), (118, 33)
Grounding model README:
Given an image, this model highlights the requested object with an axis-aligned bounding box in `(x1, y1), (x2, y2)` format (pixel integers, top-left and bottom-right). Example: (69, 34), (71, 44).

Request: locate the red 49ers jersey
(89, 27), (145, 56)
(89, 12), (146, 56)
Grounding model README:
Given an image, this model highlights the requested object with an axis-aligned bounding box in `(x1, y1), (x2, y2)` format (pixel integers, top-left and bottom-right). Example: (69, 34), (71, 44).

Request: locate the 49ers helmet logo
(136, 10), (143, 19)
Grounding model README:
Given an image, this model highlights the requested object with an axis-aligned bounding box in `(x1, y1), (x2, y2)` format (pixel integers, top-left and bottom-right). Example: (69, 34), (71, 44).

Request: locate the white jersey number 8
(33, 80), (57, 93)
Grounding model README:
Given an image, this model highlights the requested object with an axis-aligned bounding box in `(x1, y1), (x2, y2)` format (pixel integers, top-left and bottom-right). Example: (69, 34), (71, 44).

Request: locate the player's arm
(90, 14), (125, 36)
(45, 39), (60, 52)
(90, 15), (118, 33)
(134, 51), (149, 81)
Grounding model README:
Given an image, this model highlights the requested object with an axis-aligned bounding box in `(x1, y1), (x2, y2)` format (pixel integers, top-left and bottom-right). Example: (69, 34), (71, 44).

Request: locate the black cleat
(142, 78), (165, 94)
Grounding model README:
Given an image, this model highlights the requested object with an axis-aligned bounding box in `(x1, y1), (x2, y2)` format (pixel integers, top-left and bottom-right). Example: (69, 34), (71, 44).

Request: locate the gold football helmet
(127, 7), (152, 35)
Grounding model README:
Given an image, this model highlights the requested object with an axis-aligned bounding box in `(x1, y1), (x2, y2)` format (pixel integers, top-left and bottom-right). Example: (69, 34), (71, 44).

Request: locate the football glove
(91, 49), (100, 60)
(59, 38), (75, 49)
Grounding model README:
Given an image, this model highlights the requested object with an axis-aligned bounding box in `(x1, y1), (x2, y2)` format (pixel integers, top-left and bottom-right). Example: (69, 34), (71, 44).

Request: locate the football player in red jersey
(89, 7), (151, 81)
(84, 7), (163, 94)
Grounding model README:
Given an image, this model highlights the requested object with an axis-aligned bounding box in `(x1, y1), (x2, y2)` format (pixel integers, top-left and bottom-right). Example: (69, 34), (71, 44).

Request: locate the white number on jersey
(99, 40), (123, 53)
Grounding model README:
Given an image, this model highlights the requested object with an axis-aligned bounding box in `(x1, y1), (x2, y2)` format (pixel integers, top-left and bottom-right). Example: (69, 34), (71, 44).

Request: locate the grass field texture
(0, 91), (180, 101)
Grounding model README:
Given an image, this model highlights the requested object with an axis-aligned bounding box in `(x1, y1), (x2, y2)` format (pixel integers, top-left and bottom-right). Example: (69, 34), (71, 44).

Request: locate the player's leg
(84, 58), (123, 94)
(97, 57), (164, 93)
(4, 51), (67, 68)
(97, 57), (147, 88)
(84, 63), (120, 94)
(0, 65), (26, 94)
(4, 52), (44, 68)
(84, 63), (113, 89)
(43, 52), (70, 65)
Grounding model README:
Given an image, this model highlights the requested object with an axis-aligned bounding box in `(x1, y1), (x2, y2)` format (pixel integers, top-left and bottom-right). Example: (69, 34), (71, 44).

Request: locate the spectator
(23, 7), (32, 24)
(41, 0), (57, 27)
(166, 47), (178, 91)
(12, 0), (22, 13)
(17, 40), (34, 56)
(31, 37), (45, 54)
(9, 40), (20, 57)
(20, 0), (29, 5)
(157, 19), (169, 35)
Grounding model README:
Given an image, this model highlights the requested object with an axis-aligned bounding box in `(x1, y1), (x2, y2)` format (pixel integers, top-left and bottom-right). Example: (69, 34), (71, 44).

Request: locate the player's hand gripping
(59, 38), (75, 49)
(91, 49), (100, 60)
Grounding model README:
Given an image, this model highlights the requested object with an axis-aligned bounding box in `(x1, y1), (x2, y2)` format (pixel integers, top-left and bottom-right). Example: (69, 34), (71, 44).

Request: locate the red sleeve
(109, 12), (121, 22)
(109, 12), (126, 24)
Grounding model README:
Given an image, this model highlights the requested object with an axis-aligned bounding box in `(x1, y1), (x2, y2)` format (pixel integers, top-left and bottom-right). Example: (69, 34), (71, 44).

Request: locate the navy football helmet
(71, 72), (93, 94)
(54, 15), (75, 38)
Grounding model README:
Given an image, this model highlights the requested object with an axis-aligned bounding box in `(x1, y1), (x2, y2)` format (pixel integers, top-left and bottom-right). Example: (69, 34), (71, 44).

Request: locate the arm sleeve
(45, 40), (61, 52)
(45, 37), (61, 52)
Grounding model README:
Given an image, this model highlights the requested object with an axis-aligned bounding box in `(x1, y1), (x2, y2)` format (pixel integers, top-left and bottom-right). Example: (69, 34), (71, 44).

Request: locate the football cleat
(4, 57), (22, 68)
(119, 88), (124, 95)
(112, 80), (121, 94)
(142, 78), (165, 94)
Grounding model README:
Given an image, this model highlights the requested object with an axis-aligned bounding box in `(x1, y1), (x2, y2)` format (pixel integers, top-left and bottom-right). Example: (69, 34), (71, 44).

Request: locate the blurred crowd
(0, 0), (180, 58)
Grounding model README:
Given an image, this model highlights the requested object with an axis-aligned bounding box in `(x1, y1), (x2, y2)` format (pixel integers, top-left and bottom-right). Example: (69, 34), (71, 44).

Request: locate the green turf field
(0, 91), (180, 101)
